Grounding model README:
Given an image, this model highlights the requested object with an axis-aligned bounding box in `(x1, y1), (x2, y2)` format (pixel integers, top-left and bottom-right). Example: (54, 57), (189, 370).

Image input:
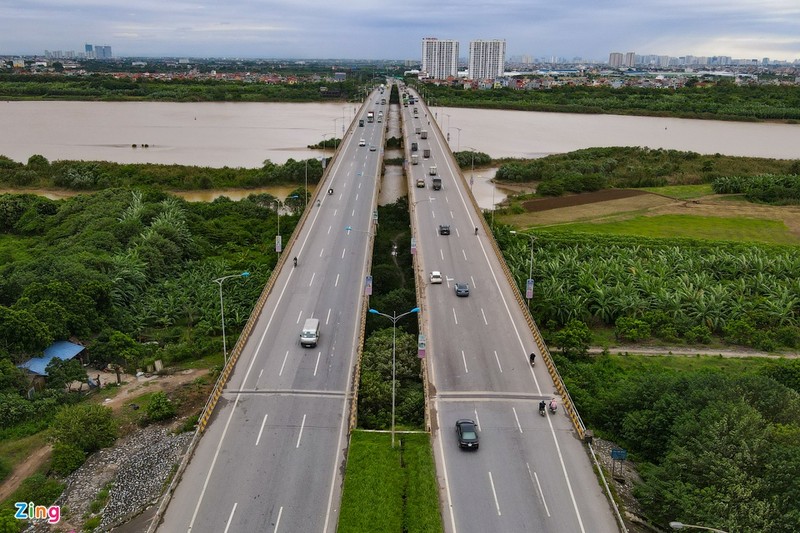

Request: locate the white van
(300, 318), (320, 348)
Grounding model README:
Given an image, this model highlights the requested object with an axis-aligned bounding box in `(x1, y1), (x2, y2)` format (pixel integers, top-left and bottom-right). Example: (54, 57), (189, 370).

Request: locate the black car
(455, 419), (479, 449)
(454, 282), (469, 297)
(438, 224), (450, 235)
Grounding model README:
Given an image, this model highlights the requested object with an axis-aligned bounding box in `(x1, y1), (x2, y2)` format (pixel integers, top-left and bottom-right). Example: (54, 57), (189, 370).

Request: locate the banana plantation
(498, 230), (800, 350)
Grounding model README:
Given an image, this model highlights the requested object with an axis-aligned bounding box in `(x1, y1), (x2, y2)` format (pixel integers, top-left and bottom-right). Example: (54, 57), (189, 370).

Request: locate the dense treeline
(713, 174), (800, 204)
(415, 81), (800, 121)
(493, 146), (800, 195)
(0, 75), (366, 102)
(0, 188), (301, 436)
(495, 229), (800, 351)
(358, 198), (424, 430)
(0, 154), (325, 191)
(453, 150), (491, 169)
(557, 354), (800, 532)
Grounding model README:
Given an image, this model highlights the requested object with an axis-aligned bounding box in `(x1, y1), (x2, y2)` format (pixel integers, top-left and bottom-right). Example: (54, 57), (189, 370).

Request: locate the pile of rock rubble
(27, 425), (192, 532)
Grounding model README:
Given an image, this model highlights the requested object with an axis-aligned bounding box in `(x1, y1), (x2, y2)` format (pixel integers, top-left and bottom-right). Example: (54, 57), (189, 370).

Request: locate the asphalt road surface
(403, 87), (620, 533)
(158, 88), (388, 533)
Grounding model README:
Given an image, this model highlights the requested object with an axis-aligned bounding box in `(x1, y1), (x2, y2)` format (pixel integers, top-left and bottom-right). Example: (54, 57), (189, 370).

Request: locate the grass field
(636, 184), (713, 199)
(546, 214), (799, 244)
(338, 431), (442, 533)
(609, 352), (776, 375)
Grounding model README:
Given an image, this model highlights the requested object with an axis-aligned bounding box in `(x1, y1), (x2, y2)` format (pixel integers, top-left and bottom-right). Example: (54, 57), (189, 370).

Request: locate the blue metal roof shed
(17, 340), (86, 376)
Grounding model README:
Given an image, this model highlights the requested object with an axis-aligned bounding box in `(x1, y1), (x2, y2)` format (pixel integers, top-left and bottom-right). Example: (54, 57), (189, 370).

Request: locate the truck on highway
(300, 318), (320, 348)
(421, 130), (428, 139)
(432, 177), (442, 190)
(367, 111), (374, 123)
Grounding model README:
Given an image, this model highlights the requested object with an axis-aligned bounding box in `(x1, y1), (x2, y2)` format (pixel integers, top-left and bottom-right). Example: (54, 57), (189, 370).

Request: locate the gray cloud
(1, 0), (798, 60)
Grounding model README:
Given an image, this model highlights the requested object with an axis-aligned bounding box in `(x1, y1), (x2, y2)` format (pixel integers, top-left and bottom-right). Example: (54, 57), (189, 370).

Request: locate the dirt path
(0, 445), (52, 502)
(590, 344), (800, 358)
(0, 368), (209, 504)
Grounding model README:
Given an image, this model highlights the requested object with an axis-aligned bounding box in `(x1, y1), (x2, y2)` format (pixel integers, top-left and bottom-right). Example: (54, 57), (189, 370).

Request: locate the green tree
(553, 320), (591, 357)
(44, 358), (87, 391)
(0, 392), (35, 428)
(0, 306), (52, 358)
(51, 403), (117, 453)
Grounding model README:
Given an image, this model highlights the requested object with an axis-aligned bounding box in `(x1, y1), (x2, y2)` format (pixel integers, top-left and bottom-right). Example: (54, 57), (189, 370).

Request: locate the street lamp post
(452, 127), (461, 152)
(276, 194), (300, 239)
(463, 146), (477, 189)
(213, 271), (251, 365)
(669, 522), (729, 533)
(510, 231), (536, 308)
(368, 307), (420, 448)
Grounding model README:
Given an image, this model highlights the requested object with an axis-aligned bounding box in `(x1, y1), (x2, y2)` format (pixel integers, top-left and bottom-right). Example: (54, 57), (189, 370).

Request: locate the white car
(359, 139), (366, 147)
(429, 271), (443, 284)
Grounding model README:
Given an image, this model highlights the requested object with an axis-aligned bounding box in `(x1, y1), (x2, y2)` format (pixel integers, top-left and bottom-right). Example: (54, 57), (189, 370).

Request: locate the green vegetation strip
(338, 431), (442, 533)
(557, 352), (800, 531)
(548, 214), (798, 245)
(635, 184), (713, 199)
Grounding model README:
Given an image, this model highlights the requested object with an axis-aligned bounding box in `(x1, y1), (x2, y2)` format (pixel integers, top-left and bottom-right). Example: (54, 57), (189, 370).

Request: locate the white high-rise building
(421, 38), (459, 80)
(608, 52), (624, 67)
(624, 52), (636, 67)
(468, 39), (506, 80)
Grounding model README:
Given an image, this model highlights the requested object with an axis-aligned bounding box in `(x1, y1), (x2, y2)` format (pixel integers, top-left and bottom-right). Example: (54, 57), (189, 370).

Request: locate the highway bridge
(154, 82), (623, 533)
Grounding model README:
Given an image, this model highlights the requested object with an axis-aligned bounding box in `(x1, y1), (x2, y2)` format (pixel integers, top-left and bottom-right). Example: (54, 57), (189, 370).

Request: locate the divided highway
(403, 89), (620, 533)
(158, 83), (620, 533)
(157, 90), (386, 533)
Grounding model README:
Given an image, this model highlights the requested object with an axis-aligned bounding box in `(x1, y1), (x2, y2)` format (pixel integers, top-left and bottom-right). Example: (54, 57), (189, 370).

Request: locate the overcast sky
(2, 0), (799, 61)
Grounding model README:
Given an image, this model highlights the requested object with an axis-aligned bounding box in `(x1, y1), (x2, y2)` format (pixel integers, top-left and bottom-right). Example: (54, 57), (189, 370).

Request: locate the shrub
(50, 442), (86, 476)
(724, 318), (757, 346)
(0, 393), (35, 429)
(774, 326), (800, 348)
(684, 325), (712, 344)
(615, 316), (652, 342)
(146, 391), (176, 422)
(51, 403), (117, 453)
(10, 473), (64, 506)
(554, 320), (592, 357)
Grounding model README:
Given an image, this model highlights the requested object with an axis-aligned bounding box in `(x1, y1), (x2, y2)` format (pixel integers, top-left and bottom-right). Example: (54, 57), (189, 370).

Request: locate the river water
(2, 101), (798, 207)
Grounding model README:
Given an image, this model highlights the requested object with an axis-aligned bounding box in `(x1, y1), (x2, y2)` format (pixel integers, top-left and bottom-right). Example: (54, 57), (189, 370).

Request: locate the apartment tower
(468, 39), (506, 80)
(421, 38), (459, 79)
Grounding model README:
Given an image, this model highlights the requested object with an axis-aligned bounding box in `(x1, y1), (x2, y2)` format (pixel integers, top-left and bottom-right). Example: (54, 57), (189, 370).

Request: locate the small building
(17, 341), (86, 391)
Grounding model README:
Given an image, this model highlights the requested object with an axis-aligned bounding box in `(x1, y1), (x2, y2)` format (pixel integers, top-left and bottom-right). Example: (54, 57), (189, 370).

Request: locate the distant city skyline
(1, 0), (799, 62)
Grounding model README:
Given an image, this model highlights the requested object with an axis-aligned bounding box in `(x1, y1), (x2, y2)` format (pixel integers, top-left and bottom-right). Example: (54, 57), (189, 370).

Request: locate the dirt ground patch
(521, 189), (651, 212)
(506, 191), (676, 227)
(0, 368), (212, 506)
